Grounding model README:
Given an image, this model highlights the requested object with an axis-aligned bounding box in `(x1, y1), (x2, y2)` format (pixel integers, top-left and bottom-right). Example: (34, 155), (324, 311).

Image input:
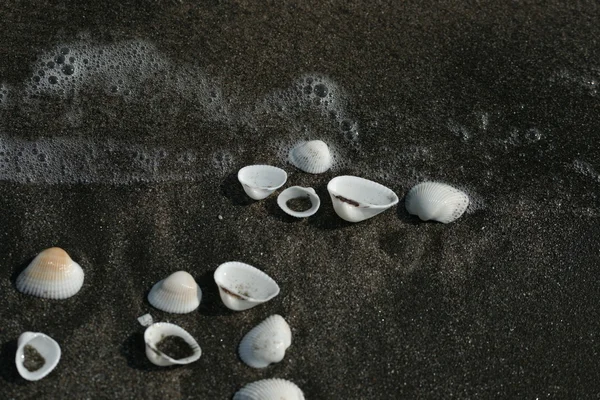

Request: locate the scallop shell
(15, 332), (61, 381)
(148, 271), (202, 314)
(16, 247), (84, 299)
(327, 175), (399, 222)
(239, 315), (292, 368)
(233, 379), (305, 400)
(214, 262), (280, 311)
(289, 140), (332, 174)
(405, 181), (469, 223)
(277, 186), (320, 218)
(238, 165), (288, 200)
(144, 322), (202, 366)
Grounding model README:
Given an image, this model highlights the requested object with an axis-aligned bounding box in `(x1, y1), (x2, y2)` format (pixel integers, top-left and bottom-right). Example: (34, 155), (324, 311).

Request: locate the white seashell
(277, 186), (320, 218)
(289, 140), (332, 174)
(148, 271), (202, 314)
(214, 262), (280, 311)
(15, 332), (61, 381)
(238, 165), (287, 200)
(137, 313), (154, 327)
(239, 315), (292, 368)
(327, 176), (399, 222)
(144, 322), (202, 366)
(16, 247), (84, 299)
(405, 181), (469, 223)
(233, 378), (305, 400)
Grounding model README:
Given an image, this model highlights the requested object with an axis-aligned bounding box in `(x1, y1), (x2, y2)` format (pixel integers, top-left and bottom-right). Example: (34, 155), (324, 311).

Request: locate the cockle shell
(239, 315), (292, 368)
(277, 186), (320, 218)
(144, 322), (202, 366)
(15, 332), (61, 381)
(289, 140), (332, 174)
(148, 271), (202, 314)
(405, 181), (469, 223)
(214, 262), (280, 311)
(238, 165), (288, 200)
(327, 176), (399, 222)
(16, 247), (84, 299)
(233, 379), (305, 400)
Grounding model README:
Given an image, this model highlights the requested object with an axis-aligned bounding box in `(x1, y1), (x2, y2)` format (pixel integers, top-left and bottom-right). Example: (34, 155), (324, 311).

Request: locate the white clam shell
(148, 271), (202, 314)
(289, 140), (332, 174)
(405, 181), (469, 223)
(233, 378), (305, 400)
(16, 247), (84, 299)
(239, 315), (292, 368)
(327, 176), (399, 222)
(238, 165), (287, 200)
(214, 262), (280, 311)
(144, 322), (202, 366)
(15, 332), (61, 381)
(277, 186), (320, 218)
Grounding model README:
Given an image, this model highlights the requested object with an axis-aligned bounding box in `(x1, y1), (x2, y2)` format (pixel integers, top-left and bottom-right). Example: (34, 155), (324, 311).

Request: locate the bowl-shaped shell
(214, 262), (280, 311)
(289, 140), (332, 174)
(16, 247), (84, 299)
(405, 181), (469, 223)
(277, 186), (320, 218)
(233, 379), (305, 400)
(15, 332), (61, 381)
(239, 315), (292, 368)
(238, 165), (288, 200)
(148, 271), (202, 314)
(327, 176), (399, 222)
(144, 322), (202, 366)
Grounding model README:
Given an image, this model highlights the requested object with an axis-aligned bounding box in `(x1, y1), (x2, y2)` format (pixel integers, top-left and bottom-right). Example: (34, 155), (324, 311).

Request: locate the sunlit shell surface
(233, 379), (305, 400)
(239, 315), (292, 368)
(289, 140), (332, 174)
(144, 322), (202, 367)
(277, 186), (320, 218)
(15, 332), (61, 381)
(404, 181), (469, 223)
(238, 165), (288, 200)
(148, 271), (202, 314)
(214, 262), (280, 311)
(16, 247), (84, 299)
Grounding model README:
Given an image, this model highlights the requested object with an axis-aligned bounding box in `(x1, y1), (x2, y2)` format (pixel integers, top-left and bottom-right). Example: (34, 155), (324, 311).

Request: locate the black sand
(1, 1), (600, 399)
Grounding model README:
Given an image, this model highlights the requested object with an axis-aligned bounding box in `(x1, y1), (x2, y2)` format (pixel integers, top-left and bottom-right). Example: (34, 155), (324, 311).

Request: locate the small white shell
(233, 379), (305, 400)
(277, 186), (320, 218)
(15, 332), (61, 381)
(16, 247), (84, 299)
(327, 176), (399, 222)
(214, 262), (280, 311)
(289, 140), (332, 174)
(144, 322), (202, 366)
(238, 165), (288, 200)
(239, 315), (292, 368)
(148, 271), (202, 314)
(405, 181), (469, 223)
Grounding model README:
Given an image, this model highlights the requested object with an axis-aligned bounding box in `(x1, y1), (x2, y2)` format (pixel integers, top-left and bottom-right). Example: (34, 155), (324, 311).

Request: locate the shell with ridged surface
(148, 271), (202, 314)
(405, 181), (469, 223)
(239, 315), (292, 368)
(233, 379), (305, 400)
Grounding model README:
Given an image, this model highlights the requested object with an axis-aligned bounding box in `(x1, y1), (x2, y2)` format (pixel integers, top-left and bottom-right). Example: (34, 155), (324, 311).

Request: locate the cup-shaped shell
(327, 176), (399, 222)
(144, 322), (202, 366)
(238, 165), (288, 200)
(405, 181), (469, 223)
(15, 332), (61, 381)
(16, 247), (84, 299)
(239, 315), (292, 368)
(277, 186), (320, 218)
(148, 271), (202, 314)
(289, 140), (332, 174)
(233, 379), (305, 400)
(214, 262), (280, 311)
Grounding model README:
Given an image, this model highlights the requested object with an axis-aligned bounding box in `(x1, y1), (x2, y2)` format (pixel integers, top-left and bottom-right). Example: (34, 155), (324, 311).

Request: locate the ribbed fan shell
(239, 315), (292, 368)
(289, 140), (332, 174)
(405, 182), (469, 224)
(233, 379), (305, 400)
(16, 247), (84, 299)
(148, 271), (202, 314)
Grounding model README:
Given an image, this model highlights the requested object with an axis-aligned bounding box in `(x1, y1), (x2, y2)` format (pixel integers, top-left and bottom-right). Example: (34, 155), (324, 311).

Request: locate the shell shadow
(196, 269), (237, 317)
(0, 339), (25, 384)
(119, 332), (163, 371)
(264, 196), (304, 224)
(221, 172), (254, 206)
(397, 197), (423, 225)
(10, 257), (34, 289)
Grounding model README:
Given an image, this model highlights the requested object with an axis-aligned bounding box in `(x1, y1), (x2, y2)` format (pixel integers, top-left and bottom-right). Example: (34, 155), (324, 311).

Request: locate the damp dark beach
(1, 1), (600, 399)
